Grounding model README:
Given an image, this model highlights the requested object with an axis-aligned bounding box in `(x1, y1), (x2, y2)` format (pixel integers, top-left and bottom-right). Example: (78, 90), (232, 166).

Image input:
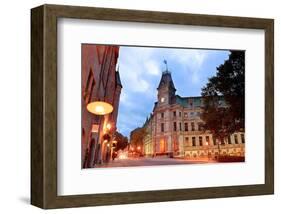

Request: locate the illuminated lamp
(86, 101), (113, 115)
(106, 123), (112, 130)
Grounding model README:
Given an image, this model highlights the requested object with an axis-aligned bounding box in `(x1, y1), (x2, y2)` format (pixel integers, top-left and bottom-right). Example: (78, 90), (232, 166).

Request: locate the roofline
(176, 95), (202, 99)
(176, 94), (224, 99)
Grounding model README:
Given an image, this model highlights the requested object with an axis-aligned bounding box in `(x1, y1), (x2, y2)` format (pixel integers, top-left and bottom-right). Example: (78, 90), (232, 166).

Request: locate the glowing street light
(87, 101), (113, 115)
(106, 123), (112, 130)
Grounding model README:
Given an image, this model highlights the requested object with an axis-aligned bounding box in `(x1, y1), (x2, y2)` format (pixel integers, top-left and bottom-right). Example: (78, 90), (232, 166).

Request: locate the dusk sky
(116, 46), (230, 137)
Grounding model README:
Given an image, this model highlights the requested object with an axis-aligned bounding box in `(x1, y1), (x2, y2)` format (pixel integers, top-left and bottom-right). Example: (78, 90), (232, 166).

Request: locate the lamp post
(86, 101), (114, 166)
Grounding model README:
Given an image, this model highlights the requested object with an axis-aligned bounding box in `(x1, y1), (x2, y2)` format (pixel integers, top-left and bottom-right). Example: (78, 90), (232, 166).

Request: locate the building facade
(143, 69), (245, 159)
(81, 45), (122, 168)
(143, 116), (153, 157)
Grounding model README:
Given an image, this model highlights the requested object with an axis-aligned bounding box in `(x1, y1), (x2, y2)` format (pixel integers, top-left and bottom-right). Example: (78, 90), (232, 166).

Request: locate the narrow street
(96, 157), (216, 168)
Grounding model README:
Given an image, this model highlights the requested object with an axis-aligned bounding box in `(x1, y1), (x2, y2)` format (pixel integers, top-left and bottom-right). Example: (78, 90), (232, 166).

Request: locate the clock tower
(157, 60), (176, 106)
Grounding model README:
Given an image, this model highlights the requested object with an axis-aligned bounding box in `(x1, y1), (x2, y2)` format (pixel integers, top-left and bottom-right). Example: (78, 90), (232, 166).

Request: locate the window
(173, 122), (177, 131)
(179, 122), (182, 131)
(241, 133), (245, 144)
(198, 123), (204, 131)
(185, 137), (189, 147)
(173, 111), (176, 117)
(84, 68), (95, 103)
(191, 122), (195, 131)
(228, 135), (232, 144)
(184, 122), (188, 131)
(206, 136), (210, 143)
(199, 136), (203, 146)
(192, 137), (196, 146)
(85, 68), (93, 93)
(179, 112), (182, 117)
(160, 97), (165, 103)
(161, 123), (164, 132)
(184, 112), (188, 118)
(161, 112), (164, 118)
(213, 136), (217, 145)
(234, 134), (239, 144)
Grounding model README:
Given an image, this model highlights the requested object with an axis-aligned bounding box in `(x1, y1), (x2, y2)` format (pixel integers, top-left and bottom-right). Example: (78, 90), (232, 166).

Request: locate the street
(96, 157), (216, 168)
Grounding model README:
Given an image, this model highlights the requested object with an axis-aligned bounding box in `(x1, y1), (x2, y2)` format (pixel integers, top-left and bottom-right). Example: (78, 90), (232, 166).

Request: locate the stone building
(81, 45), (122, 168)
(143, 68), (245, 159)
(143, 116), (153, 156)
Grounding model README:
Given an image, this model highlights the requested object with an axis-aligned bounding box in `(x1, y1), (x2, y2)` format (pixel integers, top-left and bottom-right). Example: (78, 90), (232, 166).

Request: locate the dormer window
(160, 97), (165, 103)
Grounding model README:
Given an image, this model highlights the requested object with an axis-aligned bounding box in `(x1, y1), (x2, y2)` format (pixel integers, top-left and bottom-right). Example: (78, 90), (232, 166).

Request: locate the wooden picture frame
(31, 4), (274, 209)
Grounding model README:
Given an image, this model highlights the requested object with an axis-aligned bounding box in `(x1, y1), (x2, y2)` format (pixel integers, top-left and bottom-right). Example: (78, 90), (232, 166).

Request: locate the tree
(129, 127), (146, 150)
(201, 51), (245, 146)
(114, 131), (128, 151)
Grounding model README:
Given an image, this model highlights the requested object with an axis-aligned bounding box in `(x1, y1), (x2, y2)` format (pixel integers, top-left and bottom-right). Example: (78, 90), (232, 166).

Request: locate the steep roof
(175, 95), (227, 109)
(175, 95), (203, 108)
(157, 71), (176, 91)
(115, 70), (122, 88)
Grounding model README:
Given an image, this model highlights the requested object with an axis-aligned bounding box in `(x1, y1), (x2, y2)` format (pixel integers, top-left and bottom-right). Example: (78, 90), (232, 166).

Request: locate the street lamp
(86, 101), (114, 165)
(87, 101), (113, 115)
(106, 123), (112, 131)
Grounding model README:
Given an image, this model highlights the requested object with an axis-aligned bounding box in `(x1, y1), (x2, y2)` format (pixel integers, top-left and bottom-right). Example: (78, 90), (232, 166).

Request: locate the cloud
(118, 47), (156, 94)
(168, 49), (209, 84)
(119, 69), (150, 93)
(144, 60), (161, 75)
(169, 49), (209, 68)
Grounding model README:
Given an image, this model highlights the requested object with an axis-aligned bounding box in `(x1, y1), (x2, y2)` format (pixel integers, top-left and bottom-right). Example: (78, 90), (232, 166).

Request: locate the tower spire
(163, 59), (168, 72)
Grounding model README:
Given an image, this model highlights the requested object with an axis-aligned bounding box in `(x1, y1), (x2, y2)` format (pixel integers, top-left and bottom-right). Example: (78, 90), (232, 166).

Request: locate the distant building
(143, 67), (245, 159)
(143, 116), (153, 157)
(81, 45), (122, 168)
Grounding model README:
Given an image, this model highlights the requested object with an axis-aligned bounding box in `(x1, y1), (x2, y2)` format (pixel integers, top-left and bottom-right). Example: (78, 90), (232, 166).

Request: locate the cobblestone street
(96, 157), (216, 168)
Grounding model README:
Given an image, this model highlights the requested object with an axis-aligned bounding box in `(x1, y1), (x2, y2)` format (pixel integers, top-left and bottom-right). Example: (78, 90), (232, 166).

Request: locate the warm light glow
(95, 105), (105, 114)
(91, 124), (99, 133)
(205, 142), (209, 146)
(131, 147), (134, 151)
(119, 153), (127, 160)
(86, 101), (113, 115)
(137, 146), (141, 150)
(106, 123), (112, 130)
(107, 143), (110, 147)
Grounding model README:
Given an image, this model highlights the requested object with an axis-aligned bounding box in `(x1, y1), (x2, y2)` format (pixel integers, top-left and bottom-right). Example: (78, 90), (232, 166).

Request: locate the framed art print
(31, 4), (274, 209)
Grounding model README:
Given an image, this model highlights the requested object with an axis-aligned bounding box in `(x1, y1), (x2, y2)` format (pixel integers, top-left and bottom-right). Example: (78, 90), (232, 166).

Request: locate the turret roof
(115, 69), (122, 88)
(157, 70), (176, 91)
